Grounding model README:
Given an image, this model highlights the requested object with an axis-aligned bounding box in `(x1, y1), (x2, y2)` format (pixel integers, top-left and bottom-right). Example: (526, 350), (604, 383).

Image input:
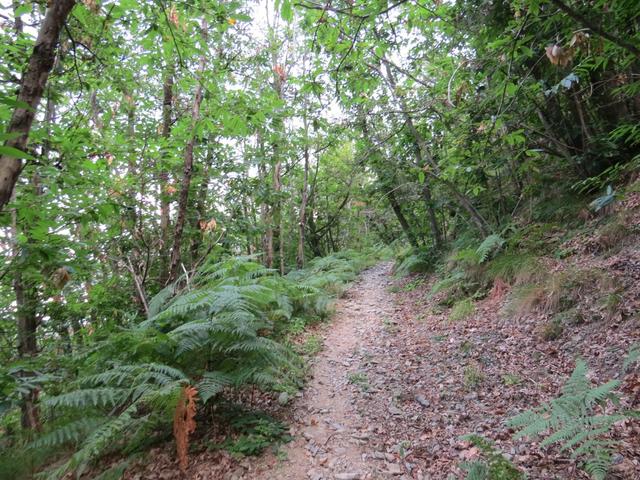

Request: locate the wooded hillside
(1, 1), (638, 479)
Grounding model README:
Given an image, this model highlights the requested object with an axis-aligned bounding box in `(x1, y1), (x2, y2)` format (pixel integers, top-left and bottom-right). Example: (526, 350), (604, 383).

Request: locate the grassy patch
(403, 277), (425, 292)
(450, 298), (475, 322)
(540, 319), (563, 341)
(501, 373), (523, 386)
(301, 334), (323, 356)
(463, 365), (485, 389)
(348, 372), (370, 392)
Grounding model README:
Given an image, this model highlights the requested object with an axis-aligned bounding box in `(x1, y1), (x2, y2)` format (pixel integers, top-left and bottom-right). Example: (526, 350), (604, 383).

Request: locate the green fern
(31, 252), (377, 478)
(476, 234), (505, 263)
(461, 435), (523, 480)
(507, 359), (625, 480)
(28, 418), (107, 449)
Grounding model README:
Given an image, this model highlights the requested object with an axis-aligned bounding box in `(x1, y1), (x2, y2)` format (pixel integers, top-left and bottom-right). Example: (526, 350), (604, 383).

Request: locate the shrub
(485, 252), (542, 285)
(394, 249), (439, 277)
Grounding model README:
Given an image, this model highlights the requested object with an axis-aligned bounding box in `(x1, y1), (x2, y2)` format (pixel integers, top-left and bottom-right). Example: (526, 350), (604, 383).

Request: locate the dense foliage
(0, 0), (638, 477)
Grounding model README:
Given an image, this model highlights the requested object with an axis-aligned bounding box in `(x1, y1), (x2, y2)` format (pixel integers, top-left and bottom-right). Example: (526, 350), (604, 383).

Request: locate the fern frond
(476, 234), (505, 263)
(508, 358), (629, 480)
(29, 418), (107, 449)
(197, 371), (232, 402)
(45, 388), (124, 408)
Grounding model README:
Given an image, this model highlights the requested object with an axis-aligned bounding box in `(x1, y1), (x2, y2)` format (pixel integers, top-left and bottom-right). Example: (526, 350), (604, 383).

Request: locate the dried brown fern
(173, 385), (198, 471)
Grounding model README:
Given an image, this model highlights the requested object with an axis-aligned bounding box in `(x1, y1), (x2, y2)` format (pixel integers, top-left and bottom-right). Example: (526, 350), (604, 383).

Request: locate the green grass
(300, 335), (323, 356)
(347, 372), (370, 391)
(464, 365), (485, 389)
(450, 298), (475, 322)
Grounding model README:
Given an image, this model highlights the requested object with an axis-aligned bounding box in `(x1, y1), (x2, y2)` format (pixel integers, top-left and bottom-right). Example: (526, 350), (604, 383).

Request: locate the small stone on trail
(334, 472), (363, 480)
(385, 463), (403, 475)
(278, 391), (290, 405)
(415, 395), (430, 408)
(388, 405), (403, 415)
(307, 468), (325, 480)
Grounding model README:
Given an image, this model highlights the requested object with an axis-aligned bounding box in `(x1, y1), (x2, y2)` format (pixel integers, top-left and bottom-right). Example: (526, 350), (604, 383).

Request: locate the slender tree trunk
(159, 68), (174, 285)
(190, 146), (213, 263)
(388, 190), (420, 248)
(271, 61), (286, 274)
(12, 49), (61, 431)
(381, 61), (445, 245)
(167, 20), (207, 283)
(359, 113), (420, 248)
(381, 60), (490, 238)
(273, 160), (284, 274)
(258, 134), (274, 268)
(0, 0), (76, 210)
(297, 119), (310, 269)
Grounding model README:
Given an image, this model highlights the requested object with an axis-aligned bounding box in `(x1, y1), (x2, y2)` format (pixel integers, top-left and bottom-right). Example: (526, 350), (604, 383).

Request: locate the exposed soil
(249, 262), (400, 480)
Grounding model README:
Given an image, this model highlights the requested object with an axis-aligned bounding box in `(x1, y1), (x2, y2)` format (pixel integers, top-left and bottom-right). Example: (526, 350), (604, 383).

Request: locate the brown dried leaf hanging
(173, 385), (198, 471)
(545, 44), (574, 67)
(569, 31), (590, 48)
(273, 64), (287, 83)
(199, 218), (217, 232)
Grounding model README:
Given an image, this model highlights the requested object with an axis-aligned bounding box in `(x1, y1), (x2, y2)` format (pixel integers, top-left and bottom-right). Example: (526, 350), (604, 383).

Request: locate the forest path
(251, 262), (400, 480)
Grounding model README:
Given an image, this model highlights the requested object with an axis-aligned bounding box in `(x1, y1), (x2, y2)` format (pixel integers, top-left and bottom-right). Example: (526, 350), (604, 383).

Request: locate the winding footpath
(252, 262), (401, 480)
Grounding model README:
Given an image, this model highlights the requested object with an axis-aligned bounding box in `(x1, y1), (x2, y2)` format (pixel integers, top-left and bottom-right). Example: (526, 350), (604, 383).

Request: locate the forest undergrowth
(377, 184), (640, 479)
(2, 0), (640, 478)
(0, 247), (390, 479)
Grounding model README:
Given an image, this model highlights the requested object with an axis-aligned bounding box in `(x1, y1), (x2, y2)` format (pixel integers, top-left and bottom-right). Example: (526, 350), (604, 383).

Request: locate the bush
(393, 248), (439, 277)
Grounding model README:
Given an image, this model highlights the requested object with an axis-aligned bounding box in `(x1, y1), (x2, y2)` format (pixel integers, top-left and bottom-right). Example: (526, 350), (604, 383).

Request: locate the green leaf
(280, 0), (293, 22)
(0, 145), (34, 160)
(0, 132), (21, 141)
(15, 4), (31, 16)
(0, 96), (33, 110)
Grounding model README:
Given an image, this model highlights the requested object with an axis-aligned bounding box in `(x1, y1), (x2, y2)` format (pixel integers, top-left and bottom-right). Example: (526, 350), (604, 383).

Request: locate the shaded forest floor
(124, 210), (640, 479)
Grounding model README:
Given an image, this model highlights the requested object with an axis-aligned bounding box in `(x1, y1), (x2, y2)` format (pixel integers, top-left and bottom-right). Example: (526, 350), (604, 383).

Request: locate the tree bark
(297, 118), (310, 269)
(0, 0), (76, 210)
(158, 68), (174, 285)
(258, 134), (274, 268)
(167, 20), (207, 283)
(388, 190), (419, 248)
(380, 61), (446, 245)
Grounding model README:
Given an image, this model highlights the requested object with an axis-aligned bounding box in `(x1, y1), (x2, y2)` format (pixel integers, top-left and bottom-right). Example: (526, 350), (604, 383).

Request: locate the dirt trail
(253, 263), (398, 480)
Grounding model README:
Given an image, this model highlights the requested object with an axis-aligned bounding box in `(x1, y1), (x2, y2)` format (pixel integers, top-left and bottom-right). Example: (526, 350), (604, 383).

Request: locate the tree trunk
(158, 68), (174, 285)
(381, 59), (490, 238)
(297, 119), (310, 269)
(388, 189), (420, 248)
(380, 61), (445, 245)
(258, 134), (274, 268)
(167, 20), (207, 283)
(0, 0), (76, 210)
(190, 146), (213, 263)
(273, 160), (284, 274)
